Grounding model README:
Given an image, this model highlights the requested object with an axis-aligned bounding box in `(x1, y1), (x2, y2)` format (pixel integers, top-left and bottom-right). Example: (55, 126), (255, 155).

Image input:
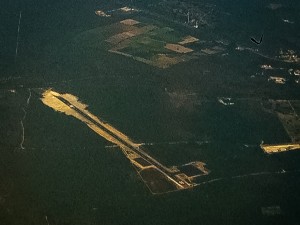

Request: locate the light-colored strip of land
(201, 46), (225, 55)
(41, 90), (139, 148)
(178, 35), (199, 45)
(40, 89), (209, 193)
(260, 143), (300, 154)
(164, 43), (193, 53)
(120, 19), (140, 26)
(260, 100), (300, 154)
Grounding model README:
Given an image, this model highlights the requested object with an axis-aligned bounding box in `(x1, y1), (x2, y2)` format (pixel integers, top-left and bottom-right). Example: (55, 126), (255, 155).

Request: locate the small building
(268, 76), (286, 84)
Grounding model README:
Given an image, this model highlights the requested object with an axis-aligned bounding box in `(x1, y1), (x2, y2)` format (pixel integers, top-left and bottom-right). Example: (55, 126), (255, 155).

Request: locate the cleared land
(105, 19), (199, 69)
(120, 19), (140, 26)
(178, 35), (199, 45)
(260, 100), (300, 153)
(164, 43), (193, 53)
(261, 143), (300, 154)
(40, 89), (209, 194)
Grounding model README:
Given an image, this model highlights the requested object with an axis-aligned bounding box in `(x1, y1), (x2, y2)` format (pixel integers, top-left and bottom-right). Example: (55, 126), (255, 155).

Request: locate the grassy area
(148, 27), (182, 43)
(121, 36), (171, 59)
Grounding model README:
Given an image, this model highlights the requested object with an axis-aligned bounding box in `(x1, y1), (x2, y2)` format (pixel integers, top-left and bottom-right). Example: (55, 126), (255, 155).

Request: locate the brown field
(151, 54), (183, 68)
(164, 43), (194, 53)
(106, 32), (136, 44)
(106, 25), (157, 45)
(178, 35), (199, 45)
(120, 19), (140, 26)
